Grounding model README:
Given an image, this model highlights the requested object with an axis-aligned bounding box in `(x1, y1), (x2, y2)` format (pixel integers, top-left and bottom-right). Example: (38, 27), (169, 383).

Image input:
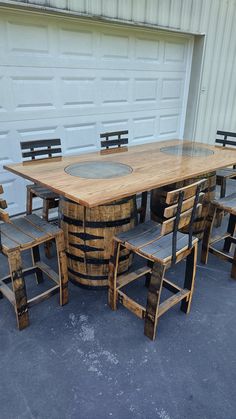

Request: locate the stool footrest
(36, 261), (59, 284)
(118, 290), (146, 319)
(209, 246), (233, 262)
(210, 232), (231, 245)
(157, 289), (190, 318)
(0, 280), (15, 305)
(163, 278), (183, 294)
(28, 285), (60, 308)
(117, 266), (152, 290)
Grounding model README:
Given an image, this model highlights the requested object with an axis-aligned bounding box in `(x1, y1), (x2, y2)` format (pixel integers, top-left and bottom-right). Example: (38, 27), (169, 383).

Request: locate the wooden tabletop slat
(5, 140), (236, 208)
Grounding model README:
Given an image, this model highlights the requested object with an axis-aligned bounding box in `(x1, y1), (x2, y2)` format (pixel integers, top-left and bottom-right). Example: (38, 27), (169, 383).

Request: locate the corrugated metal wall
(3, 0), (236, 144)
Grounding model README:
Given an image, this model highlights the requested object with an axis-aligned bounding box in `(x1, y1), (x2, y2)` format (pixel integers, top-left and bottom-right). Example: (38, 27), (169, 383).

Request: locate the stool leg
(31, 246), (44, 284)
(144, 262), (165, 340)
(201, 204), (217, 264)
(43, 199), (53, 258)
(223, 214), (236, 253)
(181, 243), (198, 314)
(108, 240), (121, 310)
(231, 246), (236, 279)
(55, 233), (68, 306)
(145, 260), (153, 288)
(214, 178), (226, 227)
(26, 188), (33, 215)
(220, 178), (226, 198)
(8, 251), (29, 330)
(215, 209), (224, 228)
(140, 192), (148, 223)
(42, 199), (49, 222)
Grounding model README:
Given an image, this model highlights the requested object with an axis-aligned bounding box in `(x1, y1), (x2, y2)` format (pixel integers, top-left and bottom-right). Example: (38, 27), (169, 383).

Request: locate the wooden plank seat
(201, 193), (236, 278)
(20, 139), (62, 257)
(108, 179), (205, 340)
(0, 185), (68, 330)
(100, 130), (148, 223)
(211, 193), (236, 214)
(26, 184), (59, 201)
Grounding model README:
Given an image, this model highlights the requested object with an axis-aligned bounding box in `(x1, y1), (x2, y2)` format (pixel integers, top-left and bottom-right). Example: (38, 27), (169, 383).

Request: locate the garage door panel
(135, 37), (160, 62)
(164, 41), (187, 64)
(0, 67), (186, 122)
(64, 123), (98, 156)
(0, 14), (189, 72)
(0, 130), (24, 215)
(134, 78), (159, 103)
(6, 20), (50, 55)
(0, 76), (6, 113)
(11, 76), (56, 112)
(61, 77), (97, 108)
(160, 113), (181, 137)
(0, 175), (24, 215)
(100, 32), (130, 59)
(133, 116), (157, 144)
(59, 27), (95, 58)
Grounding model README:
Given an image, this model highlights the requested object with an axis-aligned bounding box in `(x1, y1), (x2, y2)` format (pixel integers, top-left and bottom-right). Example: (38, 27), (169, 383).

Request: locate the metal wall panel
(1, 0), (236, 144)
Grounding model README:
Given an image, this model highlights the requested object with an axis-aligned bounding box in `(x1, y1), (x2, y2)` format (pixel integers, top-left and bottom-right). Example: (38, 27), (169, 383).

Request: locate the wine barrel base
(59, 196), (137, 288)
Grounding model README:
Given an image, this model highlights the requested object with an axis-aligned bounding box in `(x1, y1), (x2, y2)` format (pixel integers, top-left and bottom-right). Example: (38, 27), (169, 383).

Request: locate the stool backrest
(158, 179), (206, 263)
(20, 139), (62, 161)
(215, 130), (236, 148)
(100, 130), (128, 154)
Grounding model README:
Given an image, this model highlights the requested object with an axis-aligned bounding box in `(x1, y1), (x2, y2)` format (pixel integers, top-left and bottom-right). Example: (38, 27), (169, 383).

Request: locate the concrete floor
(1, 185), (236, 419)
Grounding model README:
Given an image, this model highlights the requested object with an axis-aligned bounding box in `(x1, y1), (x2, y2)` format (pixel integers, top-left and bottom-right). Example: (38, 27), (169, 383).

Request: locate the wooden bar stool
(0, 184), (68, 330)
(108, 179), (205, 340)
(100, 130), (148, 223)
(215, 130), (236, 198)
(20, 139), (62, 257)
(20, 139), (62, 222)
(201, 193), (236, 278)
(214, 131), (236, 227)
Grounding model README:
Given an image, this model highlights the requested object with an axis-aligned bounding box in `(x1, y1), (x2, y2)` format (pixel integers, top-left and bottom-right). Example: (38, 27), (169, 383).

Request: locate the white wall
(1, 0), (236, 144)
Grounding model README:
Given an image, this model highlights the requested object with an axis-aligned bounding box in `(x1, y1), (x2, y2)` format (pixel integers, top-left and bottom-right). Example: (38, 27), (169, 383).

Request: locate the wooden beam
(157, 289), (190, 318)
(117, 266), (152, 290)
(118, 290), (146, 319)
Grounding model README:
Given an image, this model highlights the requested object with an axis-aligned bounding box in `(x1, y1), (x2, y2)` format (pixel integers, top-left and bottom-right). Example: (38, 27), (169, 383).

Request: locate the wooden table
(5, 139), (236, 287)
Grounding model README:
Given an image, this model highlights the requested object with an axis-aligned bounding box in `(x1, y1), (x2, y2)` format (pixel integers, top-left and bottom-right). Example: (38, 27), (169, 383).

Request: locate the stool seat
(0, 210), (68, 330)
(117, 220), (161, 247)
(117, 220), (198, 263)
(201, 195), (236, 279)
(27, 184), (59, 201)
(212, 192), (236, 214)
(0, 214), (61, 254)
(216, 168), (236, 180)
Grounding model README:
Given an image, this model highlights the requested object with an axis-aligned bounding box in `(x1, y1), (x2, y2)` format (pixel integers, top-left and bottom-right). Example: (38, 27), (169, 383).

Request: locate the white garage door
(0, 9), (193, 215)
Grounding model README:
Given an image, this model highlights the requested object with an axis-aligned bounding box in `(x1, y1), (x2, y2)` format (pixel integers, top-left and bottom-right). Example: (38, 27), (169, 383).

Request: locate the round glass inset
(64, 161), (133, 179)
(160, 144), (214, 157)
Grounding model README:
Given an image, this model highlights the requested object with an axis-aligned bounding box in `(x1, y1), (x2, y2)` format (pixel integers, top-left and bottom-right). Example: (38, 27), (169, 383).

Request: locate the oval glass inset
(160, 144), (214, 157)
(64, 161), (133, 179)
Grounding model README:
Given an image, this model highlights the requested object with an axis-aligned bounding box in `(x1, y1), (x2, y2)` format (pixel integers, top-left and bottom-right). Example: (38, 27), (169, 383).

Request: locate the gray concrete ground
(1, 183), (236, 419)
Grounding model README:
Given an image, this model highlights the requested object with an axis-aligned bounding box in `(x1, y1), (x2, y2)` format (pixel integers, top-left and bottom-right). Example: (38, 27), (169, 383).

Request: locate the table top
(5, 139), (236, 208)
